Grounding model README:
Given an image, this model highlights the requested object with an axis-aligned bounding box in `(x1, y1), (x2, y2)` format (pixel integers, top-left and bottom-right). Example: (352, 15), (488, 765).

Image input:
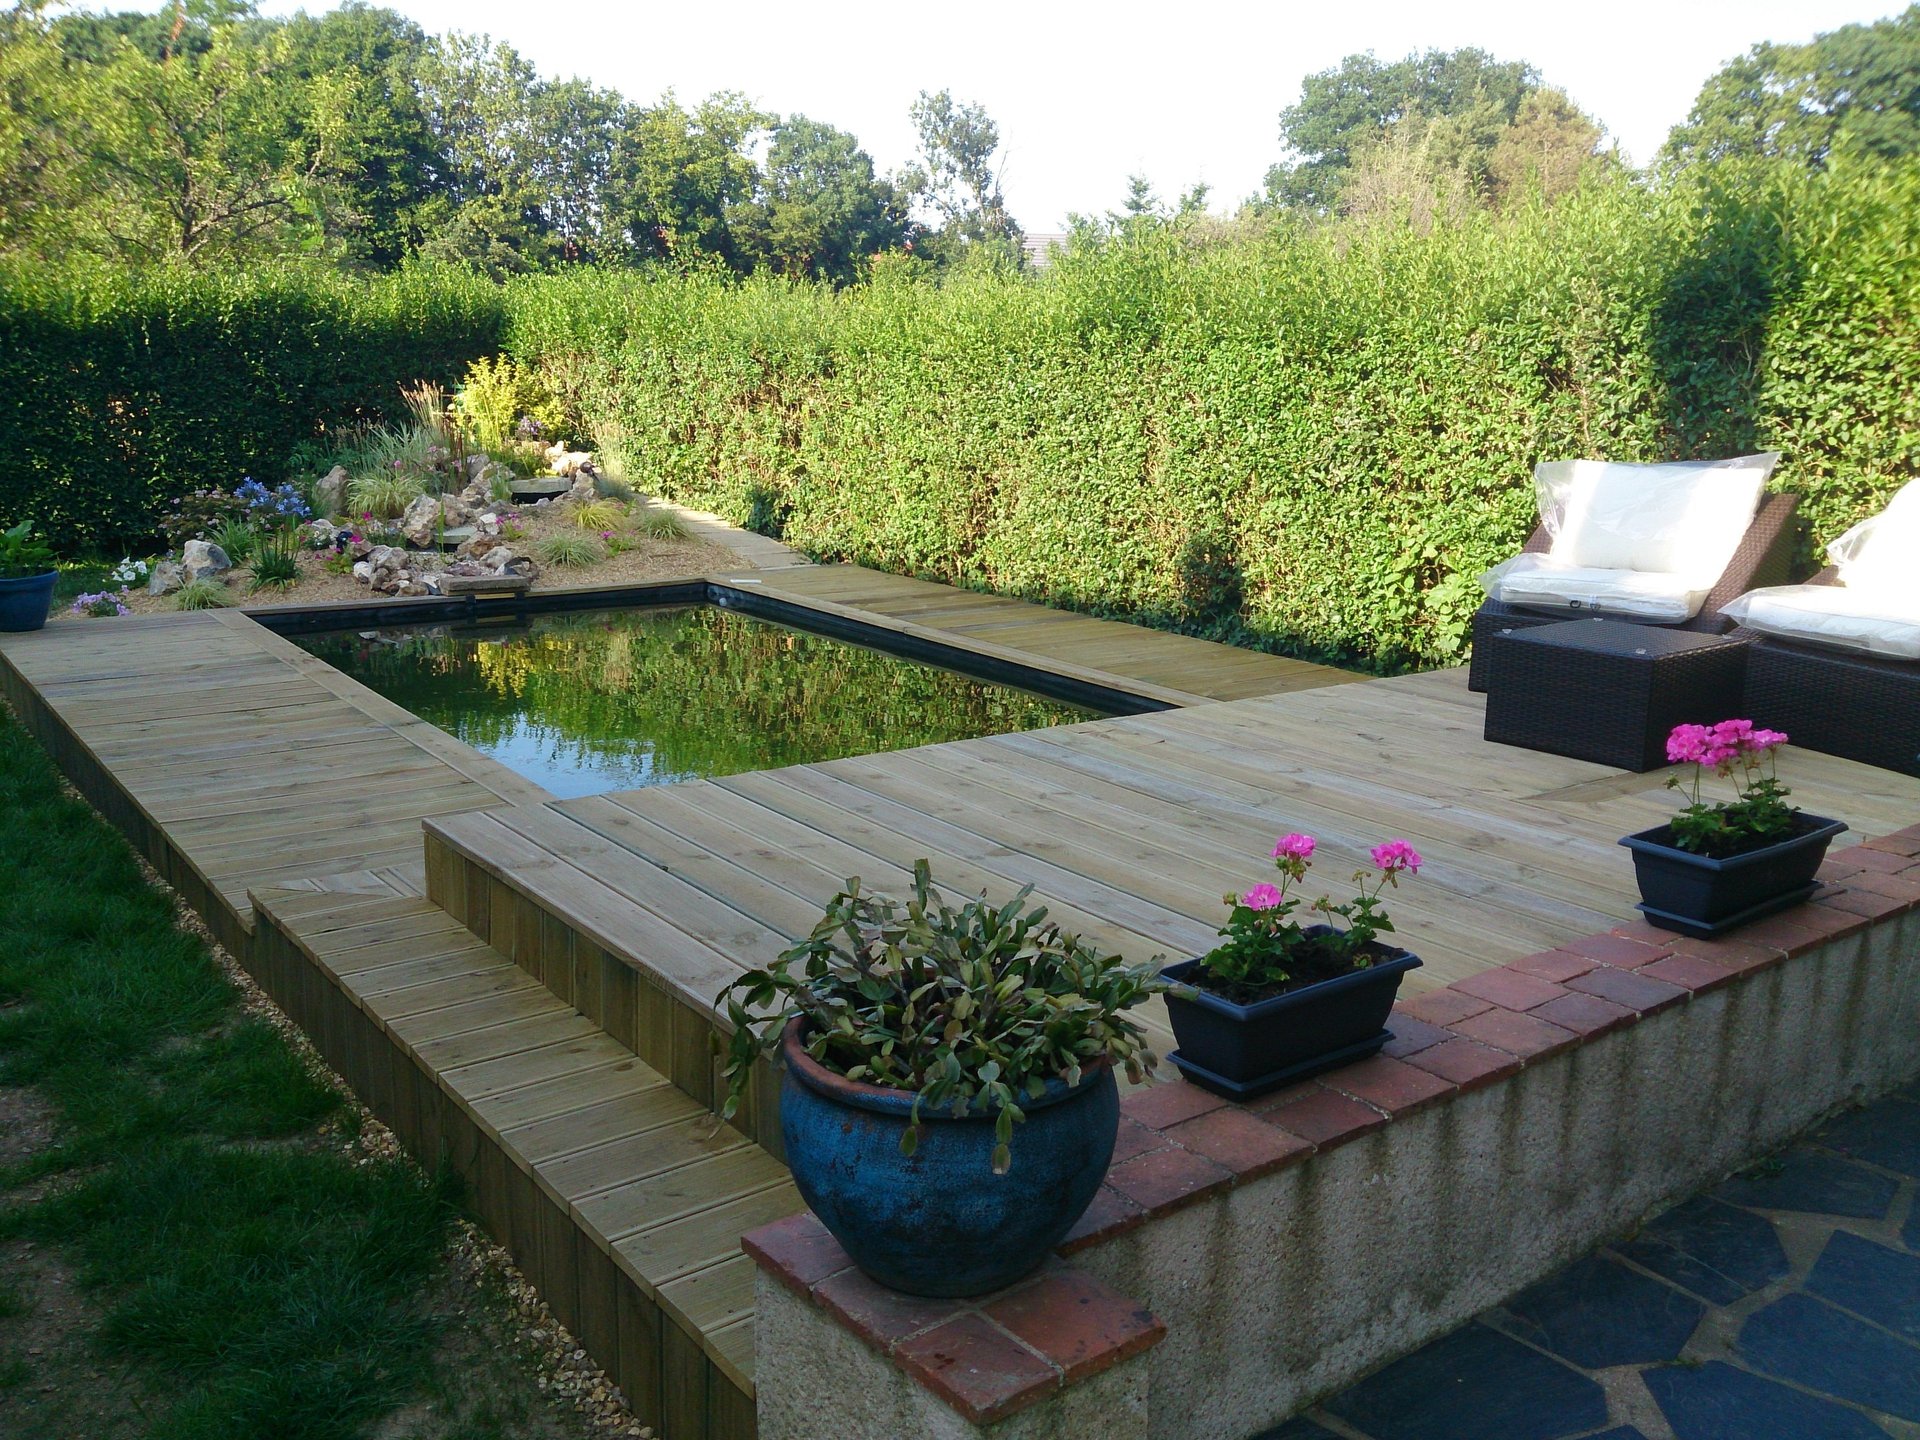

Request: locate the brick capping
(744, 1214), (1166, 1425)
(1047, 824), (1920, 1254)
(744, 824), (1920, 1427)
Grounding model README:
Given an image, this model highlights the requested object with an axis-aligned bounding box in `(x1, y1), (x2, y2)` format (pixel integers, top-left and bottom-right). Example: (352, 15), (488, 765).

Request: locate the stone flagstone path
(1263, 1082), (1920, 1440)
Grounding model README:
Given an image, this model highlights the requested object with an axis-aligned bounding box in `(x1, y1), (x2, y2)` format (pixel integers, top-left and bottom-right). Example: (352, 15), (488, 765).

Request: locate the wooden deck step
(249, 885), (795, 1439)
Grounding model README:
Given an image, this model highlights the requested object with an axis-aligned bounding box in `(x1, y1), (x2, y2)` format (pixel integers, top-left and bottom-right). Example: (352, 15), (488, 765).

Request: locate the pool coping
(247, 574), (1180, 718)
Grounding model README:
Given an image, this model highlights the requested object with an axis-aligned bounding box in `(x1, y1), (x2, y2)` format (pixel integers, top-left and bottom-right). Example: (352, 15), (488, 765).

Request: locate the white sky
(251, 0), (1906, 231)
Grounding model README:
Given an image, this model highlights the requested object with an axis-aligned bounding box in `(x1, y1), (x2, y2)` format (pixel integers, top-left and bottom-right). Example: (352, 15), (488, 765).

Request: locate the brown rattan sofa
(1740, 565), (1920, 778)
(1467, 486), (1801, 692)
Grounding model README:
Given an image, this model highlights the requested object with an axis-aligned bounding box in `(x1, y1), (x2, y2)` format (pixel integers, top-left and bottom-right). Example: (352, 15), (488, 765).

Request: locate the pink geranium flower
(1371, 840), (1423, 875)
(1242, 883), (1284, 911)
(1271, 833), (1316, 861)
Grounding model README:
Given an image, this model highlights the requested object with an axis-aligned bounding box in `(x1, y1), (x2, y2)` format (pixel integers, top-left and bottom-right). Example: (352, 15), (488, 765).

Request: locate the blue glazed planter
(778, 1021), (1119, 1298)
(0, 571), (56, 632)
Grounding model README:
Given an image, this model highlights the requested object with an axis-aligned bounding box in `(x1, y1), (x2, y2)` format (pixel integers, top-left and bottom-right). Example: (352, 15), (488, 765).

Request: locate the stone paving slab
(1265, 1087), (1920, 1440)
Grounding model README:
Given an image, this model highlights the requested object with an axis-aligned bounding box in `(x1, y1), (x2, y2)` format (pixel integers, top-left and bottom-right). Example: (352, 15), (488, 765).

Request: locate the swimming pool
(295, 604), (1100, 798)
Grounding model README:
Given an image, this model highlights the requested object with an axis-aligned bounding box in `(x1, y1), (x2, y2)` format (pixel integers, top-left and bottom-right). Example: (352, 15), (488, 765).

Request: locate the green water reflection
(296, 606), (1097, 799)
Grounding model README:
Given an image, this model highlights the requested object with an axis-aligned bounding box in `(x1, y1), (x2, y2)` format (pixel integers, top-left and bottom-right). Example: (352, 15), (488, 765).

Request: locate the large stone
(545, 444), (596, 478)
(568, 475), (597, 505)
(146, 560), (185, 596)
(313, 465), (349, 516)
(399, 494), (445, 548)
(181, 539), (231, 584)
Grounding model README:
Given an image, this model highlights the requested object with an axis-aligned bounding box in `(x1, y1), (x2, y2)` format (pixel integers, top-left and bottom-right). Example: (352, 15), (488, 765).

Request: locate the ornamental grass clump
(1194, 834), (1421, 1002)
(1664, 719), (1797, 857)
(716, 860), (1165, 1173)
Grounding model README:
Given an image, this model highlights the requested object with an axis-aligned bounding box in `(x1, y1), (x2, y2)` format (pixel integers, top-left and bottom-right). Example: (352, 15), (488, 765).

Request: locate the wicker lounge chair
(1739, 563), (1920, 778)
(1467, 462), (1799, 691)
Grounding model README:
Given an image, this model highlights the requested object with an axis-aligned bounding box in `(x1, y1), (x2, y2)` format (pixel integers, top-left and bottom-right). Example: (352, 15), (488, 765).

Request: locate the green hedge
(5, 159), (1916, 667)
(0, 264), (505, 554)
(500, 159), (1920, 670)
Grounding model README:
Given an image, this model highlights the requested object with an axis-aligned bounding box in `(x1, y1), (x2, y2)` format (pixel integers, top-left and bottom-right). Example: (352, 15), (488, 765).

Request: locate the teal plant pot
(0, 571), (57, 631)
(778, 1021), (1118, 1298)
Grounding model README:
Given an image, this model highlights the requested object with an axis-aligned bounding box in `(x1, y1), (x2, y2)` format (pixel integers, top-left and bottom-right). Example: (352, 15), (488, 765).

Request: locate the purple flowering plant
(1195, 833), (1422, 998)
(70, 588), (131, 618)
(1664, 719), (1796, 857)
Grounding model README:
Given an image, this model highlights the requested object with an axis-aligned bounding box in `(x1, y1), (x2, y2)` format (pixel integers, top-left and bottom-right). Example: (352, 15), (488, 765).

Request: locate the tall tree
(1264, 47), (1538, 211)
(747, 115), (912, 284)
(1485, 88), (1607, 207)
(903, 89), (1020, 260)
(1664, 6), (1920, 170)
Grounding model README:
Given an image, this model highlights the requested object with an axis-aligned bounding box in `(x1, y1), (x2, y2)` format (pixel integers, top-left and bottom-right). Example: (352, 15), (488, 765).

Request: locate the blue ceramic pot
(0, 571), (56, 632)
(778, 1021), (1119, 1298)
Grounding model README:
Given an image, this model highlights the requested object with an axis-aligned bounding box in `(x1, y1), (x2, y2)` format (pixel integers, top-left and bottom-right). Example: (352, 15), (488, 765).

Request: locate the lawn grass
(0, 709), (583, 1439)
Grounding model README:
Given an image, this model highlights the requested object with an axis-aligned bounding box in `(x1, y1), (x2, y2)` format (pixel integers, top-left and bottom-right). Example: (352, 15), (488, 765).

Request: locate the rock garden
(49, 385), (736, 624)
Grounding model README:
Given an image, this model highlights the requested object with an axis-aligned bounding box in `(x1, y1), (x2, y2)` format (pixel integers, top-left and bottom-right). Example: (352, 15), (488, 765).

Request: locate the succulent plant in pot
(1161, 834), (1424, 1098)
(0, 521), (59, 632)
(1619, 720), (1846, 938)
(716, 860), (1165, 1298)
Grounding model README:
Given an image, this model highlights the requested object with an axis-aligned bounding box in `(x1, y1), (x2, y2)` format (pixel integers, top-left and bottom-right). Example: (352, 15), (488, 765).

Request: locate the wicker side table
(1744, 638), (1920, 778)
(1482, 619), (1750, 771)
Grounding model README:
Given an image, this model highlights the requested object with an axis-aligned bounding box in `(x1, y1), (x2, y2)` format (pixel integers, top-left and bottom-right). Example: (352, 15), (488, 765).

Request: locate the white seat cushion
(1478, 554), (1712, 623)
(1547, 456), (1775, 580)
(1724, 585), (1920, 661)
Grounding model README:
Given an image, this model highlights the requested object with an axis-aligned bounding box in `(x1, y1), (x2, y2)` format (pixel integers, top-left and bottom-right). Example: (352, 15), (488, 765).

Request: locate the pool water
(296, 605), (1098, 798)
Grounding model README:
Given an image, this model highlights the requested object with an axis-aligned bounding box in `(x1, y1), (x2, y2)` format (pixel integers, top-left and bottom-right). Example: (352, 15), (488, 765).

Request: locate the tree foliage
(1265, 47), (1540, 211)
(1665, 5), (1920, 170)
(0, 1), (941, 281)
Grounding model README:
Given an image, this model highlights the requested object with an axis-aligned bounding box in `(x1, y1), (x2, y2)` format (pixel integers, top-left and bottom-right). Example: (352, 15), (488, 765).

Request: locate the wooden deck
(427, 665), (1920, 1124)
(0, 609), (549, 951)
(9, 564), (1920, 1440)
(717, 564), (1357, 706)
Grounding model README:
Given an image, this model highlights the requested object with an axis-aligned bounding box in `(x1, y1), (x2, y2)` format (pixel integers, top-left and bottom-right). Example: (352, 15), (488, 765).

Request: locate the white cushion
(1478, 554), (1712, 623)
(1724, 585), (1920, 660)
(1828, 479), (1920, 594)
(1546, 455), (1775, 579)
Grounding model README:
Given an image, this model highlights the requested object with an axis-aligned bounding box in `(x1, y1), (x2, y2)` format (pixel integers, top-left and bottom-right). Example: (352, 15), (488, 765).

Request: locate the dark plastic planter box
(1161, 928), (1422, 1098)
(0, 571), (56, 632)
(1619, 812), (1848, 938)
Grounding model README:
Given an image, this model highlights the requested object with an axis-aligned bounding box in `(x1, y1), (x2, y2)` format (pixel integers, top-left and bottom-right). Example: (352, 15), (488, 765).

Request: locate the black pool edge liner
(247, 578), (1168, 720)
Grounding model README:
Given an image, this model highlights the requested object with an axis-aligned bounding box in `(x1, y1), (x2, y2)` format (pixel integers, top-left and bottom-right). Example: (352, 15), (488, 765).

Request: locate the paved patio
(1267, 1083), (1920, 1440)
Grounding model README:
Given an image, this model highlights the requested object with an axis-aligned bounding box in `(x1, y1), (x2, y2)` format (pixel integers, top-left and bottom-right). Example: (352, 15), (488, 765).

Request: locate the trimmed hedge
(0, 264), (505, 554)
(502, 160), (1920, 670)
(5, 159), (1916, 668)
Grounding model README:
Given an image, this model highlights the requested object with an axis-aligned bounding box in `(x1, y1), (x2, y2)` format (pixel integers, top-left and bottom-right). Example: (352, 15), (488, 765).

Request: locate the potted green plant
(716, 860), (1164, 1299)
(1619, 720), (1846, 937)
(1160, 835), (1424, 1098)
(0, 522), (58, 632)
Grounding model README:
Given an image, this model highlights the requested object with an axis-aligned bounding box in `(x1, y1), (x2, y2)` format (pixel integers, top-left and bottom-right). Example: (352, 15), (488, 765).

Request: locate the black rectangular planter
(1161, 930), (1422, 1098)
(1618, 811), (1848, 938)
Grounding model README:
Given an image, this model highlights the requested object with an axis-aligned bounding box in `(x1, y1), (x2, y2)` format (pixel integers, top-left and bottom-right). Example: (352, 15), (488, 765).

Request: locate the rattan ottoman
(1482, 619), (1750, 771)
(1744, 638), (1920, 778)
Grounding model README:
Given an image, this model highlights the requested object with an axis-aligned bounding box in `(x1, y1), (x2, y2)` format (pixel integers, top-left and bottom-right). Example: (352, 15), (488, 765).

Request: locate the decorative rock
(181, 540), (231, 584)
(352, 560), (374, 584)
(545, 444), (596, 478)
(458, 478), (492, 508)
(400, 494), (445, 548)
(146, 560), (185, 596)
(313, 465), (349, 517)
(306, 518), (339, 548)
(467, 453), (491, 482)
(568, 475), (597, 504)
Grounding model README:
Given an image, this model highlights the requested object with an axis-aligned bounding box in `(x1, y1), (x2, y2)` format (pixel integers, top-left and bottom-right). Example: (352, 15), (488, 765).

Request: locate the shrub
(533, 530), (604, 568)
(0, 262), (505, 555)
(633, 502), (689, 540)
(347, 472), (428, 520)
(568, 497), (626, 531)
(495, 160), (1920, 670)
(173, 578), (236, 610)
(451, 353), (575, 453)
